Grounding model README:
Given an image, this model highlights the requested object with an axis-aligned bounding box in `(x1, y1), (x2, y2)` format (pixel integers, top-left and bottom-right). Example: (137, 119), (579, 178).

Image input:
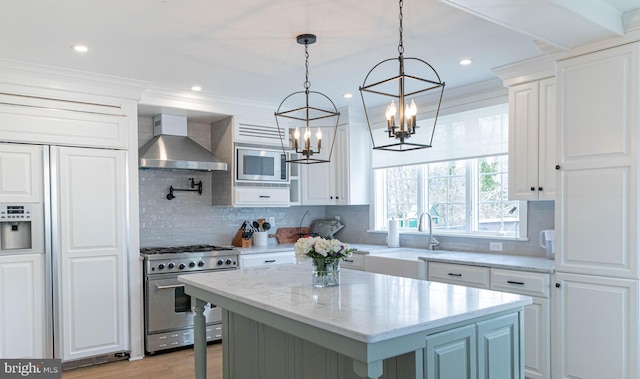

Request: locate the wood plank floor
(61, 343), (222, 379)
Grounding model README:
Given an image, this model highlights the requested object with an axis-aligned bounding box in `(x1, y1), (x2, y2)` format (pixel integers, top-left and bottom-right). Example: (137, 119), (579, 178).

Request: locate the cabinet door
(523, 298), (550, 379)
(333, 124), (349, 206)
(301, 127), (335, 205)
(537, 77), (556, 200)
(425, 324), (476, 379)
(553, 273), (638, 379)
(54, 147), (128, 362)
(0, 254), (46, 358)
(477, 312), (520, 379)
(508, 81), (540, 200)
(556, 43), (638, 279)
(0, 143), (43, 203)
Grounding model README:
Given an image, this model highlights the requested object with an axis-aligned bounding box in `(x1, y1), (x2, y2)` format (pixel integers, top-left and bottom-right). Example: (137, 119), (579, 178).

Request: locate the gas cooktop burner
(140, 244), (234, 255)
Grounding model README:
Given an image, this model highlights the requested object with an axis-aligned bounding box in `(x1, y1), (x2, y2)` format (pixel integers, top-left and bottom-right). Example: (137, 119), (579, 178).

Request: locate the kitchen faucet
(418, 212), (440, 250)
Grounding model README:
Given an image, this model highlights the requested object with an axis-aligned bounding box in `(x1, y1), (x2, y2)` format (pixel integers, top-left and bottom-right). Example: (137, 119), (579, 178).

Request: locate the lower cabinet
(425, 313), (520, 379)
(239, 251), (296, 269)
(428, 263), (551, 379)
(0, 254), (46, 358)
(553, 272), (638, 379)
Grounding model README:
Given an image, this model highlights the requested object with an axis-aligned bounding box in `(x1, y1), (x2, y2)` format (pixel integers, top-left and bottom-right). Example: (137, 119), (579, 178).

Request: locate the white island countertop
(179, 263), (531, 344)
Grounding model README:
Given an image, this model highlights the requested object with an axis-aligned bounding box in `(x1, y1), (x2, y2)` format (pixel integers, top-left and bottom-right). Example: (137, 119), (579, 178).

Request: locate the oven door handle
(155, 283), (185, 290)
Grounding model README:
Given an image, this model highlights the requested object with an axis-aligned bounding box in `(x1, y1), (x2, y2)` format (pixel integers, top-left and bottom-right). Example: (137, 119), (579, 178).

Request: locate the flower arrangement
(294, 236), (354, 264)
(294, 236), (355, 287)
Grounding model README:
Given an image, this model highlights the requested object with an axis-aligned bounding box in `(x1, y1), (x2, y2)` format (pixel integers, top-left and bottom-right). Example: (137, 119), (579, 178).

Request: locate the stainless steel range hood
(139, 114), (227, 171)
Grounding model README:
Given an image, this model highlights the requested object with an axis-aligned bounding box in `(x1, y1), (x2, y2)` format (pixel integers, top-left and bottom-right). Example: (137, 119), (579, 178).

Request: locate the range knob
(217, 259), (224, 266)
(157, 263), (166, 270)
(225, 259), (233, 265)
(189, 261), (196, 268)
(178, 263), (186, 270)
(168, 262), (175, 269)
(197, 261), (205, 267)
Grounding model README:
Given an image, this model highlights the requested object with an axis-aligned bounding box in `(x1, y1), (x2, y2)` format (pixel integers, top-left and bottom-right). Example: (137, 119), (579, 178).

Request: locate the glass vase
(312, 259), (340, 287)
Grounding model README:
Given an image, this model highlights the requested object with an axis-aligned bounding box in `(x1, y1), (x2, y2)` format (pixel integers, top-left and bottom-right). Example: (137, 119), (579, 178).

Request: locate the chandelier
(275, 34), (340, 164)
(359, 0), (445, 152)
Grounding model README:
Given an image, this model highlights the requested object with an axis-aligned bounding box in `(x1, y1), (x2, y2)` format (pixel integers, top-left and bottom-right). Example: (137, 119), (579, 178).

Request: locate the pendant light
(359, 0), (445, 152)
(275, 34), (340, 164)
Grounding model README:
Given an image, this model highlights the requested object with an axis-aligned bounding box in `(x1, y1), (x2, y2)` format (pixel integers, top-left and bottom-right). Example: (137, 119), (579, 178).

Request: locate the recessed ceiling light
(459, 59), (473, 65)
(72, 45), (89, 53)
(191, 86), (202, 92)
(343, 93), (353, 99)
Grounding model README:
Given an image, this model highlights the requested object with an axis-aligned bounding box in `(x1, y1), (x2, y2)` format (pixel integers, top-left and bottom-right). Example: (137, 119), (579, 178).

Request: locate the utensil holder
(253, 231), (268, 246)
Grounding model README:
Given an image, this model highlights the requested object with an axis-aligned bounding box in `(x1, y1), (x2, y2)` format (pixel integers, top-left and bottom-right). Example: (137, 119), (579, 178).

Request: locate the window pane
(384, 166), (419, 228)
(476, 155), (519, 234)
(427, 161), (467, 231)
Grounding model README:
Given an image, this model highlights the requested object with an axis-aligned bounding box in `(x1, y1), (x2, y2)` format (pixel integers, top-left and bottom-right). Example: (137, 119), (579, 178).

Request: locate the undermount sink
(364, 250), (428, 280)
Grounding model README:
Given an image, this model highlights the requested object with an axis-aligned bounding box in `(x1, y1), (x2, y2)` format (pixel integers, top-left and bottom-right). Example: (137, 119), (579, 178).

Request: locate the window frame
(372, 155), (528, 240)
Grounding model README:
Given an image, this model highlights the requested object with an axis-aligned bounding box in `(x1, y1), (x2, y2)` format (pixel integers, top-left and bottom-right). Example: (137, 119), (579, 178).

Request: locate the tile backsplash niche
(138, 168), (325, 247)
(138, 115), (325, 247)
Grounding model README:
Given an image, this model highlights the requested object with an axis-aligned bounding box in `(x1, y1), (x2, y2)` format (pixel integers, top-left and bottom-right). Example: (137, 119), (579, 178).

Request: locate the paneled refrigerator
(0, 142), (129, 363)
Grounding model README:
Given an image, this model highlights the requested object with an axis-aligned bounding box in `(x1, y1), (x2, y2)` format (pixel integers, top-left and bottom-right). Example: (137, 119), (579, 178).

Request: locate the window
(372, 103), (525, 238)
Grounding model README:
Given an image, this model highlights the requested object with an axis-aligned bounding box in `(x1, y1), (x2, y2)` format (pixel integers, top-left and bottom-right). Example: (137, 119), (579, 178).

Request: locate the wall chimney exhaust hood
(139, 114), (228, 171)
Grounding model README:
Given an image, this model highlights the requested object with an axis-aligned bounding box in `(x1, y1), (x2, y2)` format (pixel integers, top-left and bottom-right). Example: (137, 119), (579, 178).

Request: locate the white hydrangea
(293, 236), (353, 261)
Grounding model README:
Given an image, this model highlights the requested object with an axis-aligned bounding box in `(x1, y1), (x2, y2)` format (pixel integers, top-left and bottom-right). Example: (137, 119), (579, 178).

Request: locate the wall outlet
(268, 216), (275, 225)
(489, 242), (503, 251)
(335, 216), (340, 221)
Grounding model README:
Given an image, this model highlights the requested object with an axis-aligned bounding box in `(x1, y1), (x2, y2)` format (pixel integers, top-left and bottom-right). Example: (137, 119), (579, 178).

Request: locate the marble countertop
(232, 242), (554, 273)
(179, 264), (531, 344)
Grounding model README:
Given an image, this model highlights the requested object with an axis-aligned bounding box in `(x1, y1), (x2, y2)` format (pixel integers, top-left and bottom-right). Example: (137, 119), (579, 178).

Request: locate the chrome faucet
(418, 212), (440, 250)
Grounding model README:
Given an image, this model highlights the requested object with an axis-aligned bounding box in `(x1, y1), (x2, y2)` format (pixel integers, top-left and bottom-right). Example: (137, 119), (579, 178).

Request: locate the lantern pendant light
(359, 0), (445, 152)
(275, 34), (340, 164)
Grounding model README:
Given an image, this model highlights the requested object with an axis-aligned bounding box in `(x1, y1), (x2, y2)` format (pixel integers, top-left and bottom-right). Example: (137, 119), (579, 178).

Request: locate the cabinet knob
(530, 187), (535, 191)
(555, 283), (561, 288)
(538, 187), (543, 191)
(330, 196), (333, 199)
(555, 165), (560, 170)
(336, 196), (339, 199)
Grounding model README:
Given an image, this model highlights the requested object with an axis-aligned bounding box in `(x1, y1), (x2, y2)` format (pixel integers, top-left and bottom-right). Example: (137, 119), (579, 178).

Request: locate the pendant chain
(398, 0), (404, 56)
(304, 42), (311, 90)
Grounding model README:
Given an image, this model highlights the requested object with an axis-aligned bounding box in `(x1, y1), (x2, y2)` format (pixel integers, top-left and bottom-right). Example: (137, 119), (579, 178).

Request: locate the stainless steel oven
(141, 245), (238, 354)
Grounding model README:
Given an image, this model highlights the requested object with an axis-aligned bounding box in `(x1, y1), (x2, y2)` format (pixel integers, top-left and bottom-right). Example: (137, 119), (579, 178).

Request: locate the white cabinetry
(300, 108), (370, 206)
(0, 143), (43, 203)
(211, 116), (290, 207)
(491, 269), (550, 379)
(508, 77), (556, 200)
(554, 42), (639, 379)
(428, 262), (491, 289)
(54, 147), (129, 362)
(239, 251), (296, 269)
(0, 254), (46, 358)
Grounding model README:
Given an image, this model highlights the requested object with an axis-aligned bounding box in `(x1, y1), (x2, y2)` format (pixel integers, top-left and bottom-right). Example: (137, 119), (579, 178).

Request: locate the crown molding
(0, 58), (147, 105)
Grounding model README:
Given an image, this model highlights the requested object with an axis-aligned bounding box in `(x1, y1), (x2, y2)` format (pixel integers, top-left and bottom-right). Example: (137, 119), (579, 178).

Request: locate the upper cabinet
(508, 77), (556, 201)
(210, 115), (290, 207)
(0, 143), (43, 203)
(300, 107), (370, 206)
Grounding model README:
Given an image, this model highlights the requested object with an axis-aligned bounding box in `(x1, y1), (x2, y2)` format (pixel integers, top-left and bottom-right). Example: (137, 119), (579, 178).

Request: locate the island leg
(194, 298), (207, 379)
(353, 359), (383, 379)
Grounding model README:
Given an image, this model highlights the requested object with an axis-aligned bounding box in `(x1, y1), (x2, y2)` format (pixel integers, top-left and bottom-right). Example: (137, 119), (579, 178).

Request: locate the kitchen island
(180, 264), (531, 379)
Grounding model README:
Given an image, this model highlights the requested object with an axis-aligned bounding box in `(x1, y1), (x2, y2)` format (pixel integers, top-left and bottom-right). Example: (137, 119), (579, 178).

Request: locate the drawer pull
(264, 259), (276, 263)
(447, 273), (462, 277)
(344, 259), (354, 263)
(259, 195), (271, 198)
(507, 280), (525, 285)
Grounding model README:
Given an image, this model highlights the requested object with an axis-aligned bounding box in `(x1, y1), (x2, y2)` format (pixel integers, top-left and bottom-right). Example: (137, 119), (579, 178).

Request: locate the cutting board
(270, 227), (310, 244)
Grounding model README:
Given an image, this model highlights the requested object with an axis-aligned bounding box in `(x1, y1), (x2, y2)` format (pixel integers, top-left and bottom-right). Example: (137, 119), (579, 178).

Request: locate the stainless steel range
(141, 245), (238, 354)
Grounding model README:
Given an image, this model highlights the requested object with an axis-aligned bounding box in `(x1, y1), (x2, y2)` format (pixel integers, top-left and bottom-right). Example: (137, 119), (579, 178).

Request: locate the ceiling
(1, 0), (638, 114)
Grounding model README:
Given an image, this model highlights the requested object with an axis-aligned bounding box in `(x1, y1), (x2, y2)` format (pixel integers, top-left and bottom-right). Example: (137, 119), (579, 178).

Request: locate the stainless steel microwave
(236, 147), (288, 182)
